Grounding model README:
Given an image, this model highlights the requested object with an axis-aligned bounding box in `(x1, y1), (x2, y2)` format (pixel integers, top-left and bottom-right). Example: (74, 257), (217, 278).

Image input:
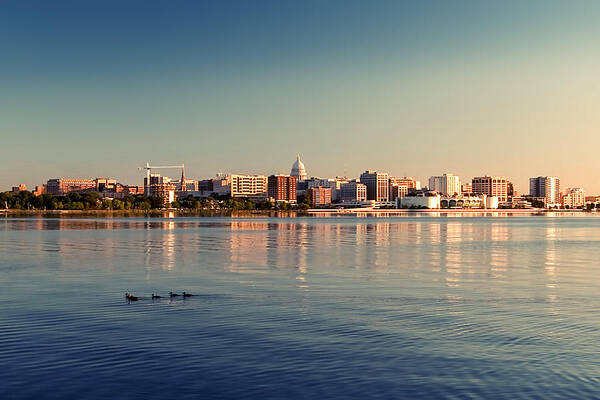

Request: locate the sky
(1, 0), (600, 193)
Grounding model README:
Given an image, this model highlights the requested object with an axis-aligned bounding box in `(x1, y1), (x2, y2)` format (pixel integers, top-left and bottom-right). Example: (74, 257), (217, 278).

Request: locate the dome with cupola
(290, 154), (308, 181)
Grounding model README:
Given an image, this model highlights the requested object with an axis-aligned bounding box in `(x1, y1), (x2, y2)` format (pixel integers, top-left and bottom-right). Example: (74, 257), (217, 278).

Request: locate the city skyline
(2, 1), (600, 191)
(0, 154), (587, 197)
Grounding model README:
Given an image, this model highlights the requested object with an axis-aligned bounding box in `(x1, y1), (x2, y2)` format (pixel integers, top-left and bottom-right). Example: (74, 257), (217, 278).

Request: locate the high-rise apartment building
(562, 187), (585, 208)
(359, 171), (389, 201)
(428, 173), (461, 196)
(472, 176), (509, 202)
(307, 186), (332, 206)
(530, 176), (560, 206)
(213, 174), (268, 198)
(340, 181), (367, 202)
(389, 177), (420, 200)
(268, 175), (297, 203)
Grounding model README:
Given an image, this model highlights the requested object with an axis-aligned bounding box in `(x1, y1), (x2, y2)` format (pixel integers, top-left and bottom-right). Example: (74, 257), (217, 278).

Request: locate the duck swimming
(151, 293), (162, 299)
(182, 292), (194, 297)
(125, 293), (139, 301)
(169, 292), (180, 297)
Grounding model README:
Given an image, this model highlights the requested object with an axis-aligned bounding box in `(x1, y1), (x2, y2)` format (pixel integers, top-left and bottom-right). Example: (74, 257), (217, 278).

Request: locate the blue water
(2, 215), (600, 399)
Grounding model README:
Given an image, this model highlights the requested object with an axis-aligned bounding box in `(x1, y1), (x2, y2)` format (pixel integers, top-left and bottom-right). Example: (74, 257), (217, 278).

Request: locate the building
(290, 154), (308, 182)
(461, 183), (473, 194)
(389, 177), (420, 201)
(33, 185), (47, 196)
(304, 177), (349, 202)
(149, 184), (175, 206)
(507, 181), (515, 197)
(472, 176), (509, 202)
(530, 176), (560, 207)
(144, 174), (175, 205)
(340, 181), (367, 202)
(359, 171), (389, 202)
(307, 186), (332, 207)
(268, 175), (297, 203)
(428, 173), (461, 196)
(11, 184), (27, 194)
(399, 192), (441, 209)
(212, 174), (267, 198)
(47, 178), (100, 196)
(95, 178), (117, 192)
(562, 188), (585, 208)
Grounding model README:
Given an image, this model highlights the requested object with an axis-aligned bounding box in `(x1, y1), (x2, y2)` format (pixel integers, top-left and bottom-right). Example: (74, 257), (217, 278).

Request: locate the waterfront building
(428, 174), (461, 196)
(268, 175), (297, 203)
(389, 177), (420, 201)
(307, 186), (332, 207)
(359, 171), (389, 202)
(290, 154), (308, 182)
(340, 181), (367, 203)
(461, 183), (473, 194)
(562, 188), (585, 208)
(472, 176), (509, 202)
(504, 196), (533, 209)
(143, 174), (175, 205)
(47, 178), (100, 196)
(399, 192), (441, 209)
(305, 177), (348, 202)
(212, 174), (267, 198)
(529, 176), (560, 206)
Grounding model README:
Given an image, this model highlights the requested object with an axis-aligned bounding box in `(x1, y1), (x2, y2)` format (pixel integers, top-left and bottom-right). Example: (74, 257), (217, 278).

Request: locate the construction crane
(138, 162), (185, 195)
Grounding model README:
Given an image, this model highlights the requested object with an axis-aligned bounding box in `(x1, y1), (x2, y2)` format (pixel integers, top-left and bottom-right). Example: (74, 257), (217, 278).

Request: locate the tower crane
(138, 162), (185, 196)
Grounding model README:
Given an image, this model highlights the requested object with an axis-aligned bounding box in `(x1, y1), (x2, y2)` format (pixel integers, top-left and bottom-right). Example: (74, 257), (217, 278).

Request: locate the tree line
(0, 190), (311, 211)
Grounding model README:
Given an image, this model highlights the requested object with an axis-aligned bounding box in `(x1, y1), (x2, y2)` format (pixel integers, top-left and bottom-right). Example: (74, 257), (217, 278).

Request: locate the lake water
(2, 215), (600, 399)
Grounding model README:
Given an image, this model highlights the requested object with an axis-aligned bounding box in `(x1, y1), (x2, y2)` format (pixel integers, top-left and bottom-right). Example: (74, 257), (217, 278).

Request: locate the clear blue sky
(1, 1), (599, 193)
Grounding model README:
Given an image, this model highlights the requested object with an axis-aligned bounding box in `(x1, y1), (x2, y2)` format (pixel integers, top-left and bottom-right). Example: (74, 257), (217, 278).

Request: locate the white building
(399, 193), (441, 209)
(290, 154), (308, 181)
(562, 188), (585, 208)
(212, 174), (268, 198)
(428, 173), (461, 196)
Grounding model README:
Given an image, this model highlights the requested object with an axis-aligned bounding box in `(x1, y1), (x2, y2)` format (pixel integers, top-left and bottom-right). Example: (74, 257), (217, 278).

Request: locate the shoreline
(0, 208), (593, 218)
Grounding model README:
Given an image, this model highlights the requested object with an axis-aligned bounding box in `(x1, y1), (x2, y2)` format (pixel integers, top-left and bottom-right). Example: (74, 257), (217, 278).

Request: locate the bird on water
(152, 293), (162, 299)
(169, 292), (181, 297)
(182, 291), (194, 297)
(125, 293), (139, 301)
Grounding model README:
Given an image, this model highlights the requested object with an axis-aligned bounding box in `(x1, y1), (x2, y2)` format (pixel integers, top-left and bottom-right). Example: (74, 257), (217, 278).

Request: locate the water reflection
(1, 216), (596, 292)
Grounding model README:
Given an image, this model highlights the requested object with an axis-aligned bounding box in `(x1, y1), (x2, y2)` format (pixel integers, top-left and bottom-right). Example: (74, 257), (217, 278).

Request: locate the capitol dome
(290, 154), (308, 181)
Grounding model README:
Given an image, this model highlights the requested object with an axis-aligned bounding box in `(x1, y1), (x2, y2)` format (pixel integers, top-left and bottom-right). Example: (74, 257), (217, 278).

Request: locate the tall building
(144, 174), (175, 205)
(428, 173), (461, 196)
(340, 181), (367, 202)
(268, 175), (297, 203)
(389, 177), (420, 201)
(461, 183), (473, 194)
(307, 187), (332, 206)
(212, 174), (267, 198)
(562, 188), (585, 208)
(290, 154), (308, 181)
(530, 176), (560, 206)
(359, 171), (389, 201)
(472, 176), (509, 202)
